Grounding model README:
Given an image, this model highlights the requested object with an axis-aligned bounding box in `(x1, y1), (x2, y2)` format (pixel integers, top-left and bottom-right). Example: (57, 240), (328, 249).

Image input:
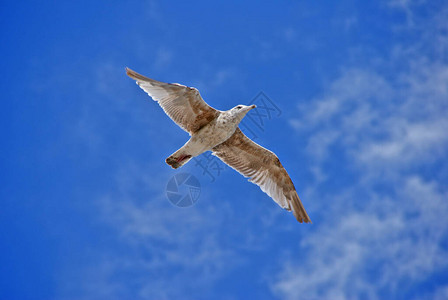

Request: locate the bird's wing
(126, 68), (219, 134)
(212, 128), (311, 223)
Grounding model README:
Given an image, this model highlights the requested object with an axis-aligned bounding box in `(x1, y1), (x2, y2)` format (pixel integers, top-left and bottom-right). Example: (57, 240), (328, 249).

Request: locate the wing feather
(126, 68), (219, 134)
(212, 128), (311, 223)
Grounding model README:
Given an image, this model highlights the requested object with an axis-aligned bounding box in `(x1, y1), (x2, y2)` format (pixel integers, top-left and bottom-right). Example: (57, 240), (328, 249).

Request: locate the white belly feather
(184, 113), (238, 156)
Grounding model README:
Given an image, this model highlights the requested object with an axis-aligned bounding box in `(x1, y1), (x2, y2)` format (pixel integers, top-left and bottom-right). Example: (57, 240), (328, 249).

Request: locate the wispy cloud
(275, 2), (448, 299)
(291, 59), (448, 176)
(272, 174), (448, 300)
(59, 161), (241, 300)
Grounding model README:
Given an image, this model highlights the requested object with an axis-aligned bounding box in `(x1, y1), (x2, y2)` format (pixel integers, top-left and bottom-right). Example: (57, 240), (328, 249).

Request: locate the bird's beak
(241, 105), (256, 114)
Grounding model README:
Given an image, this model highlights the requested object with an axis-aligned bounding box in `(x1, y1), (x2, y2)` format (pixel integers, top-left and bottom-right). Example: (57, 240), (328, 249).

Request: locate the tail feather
(166, 153), (192, 169)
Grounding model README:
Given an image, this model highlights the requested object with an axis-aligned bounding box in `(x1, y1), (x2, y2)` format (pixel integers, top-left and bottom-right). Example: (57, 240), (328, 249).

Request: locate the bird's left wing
(126, 68), (219, 134)
(212, 128), (311, 223)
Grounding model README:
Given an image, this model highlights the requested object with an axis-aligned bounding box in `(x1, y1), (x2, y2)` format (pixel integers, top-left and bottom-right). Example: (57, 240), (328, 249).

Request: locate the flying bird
(126, 68), (311, 223)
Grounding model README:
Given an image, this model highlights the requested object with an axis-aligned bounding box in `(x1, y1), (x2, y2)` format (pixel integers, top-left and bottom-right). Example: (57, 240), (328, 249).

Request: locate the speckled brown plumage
(126, 68), (311, 223)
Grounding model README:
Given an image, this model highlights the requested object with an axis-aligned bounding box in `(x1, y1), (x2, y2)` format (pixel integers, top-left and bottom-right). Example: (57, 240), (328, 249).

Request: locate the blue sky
(1, 1), (448, 299)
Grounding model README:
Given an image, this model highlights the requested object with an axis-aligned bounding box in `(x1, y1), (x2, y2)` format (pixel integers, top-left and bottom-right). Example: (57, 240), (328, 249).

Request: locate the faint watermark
(165, 173), (201, 207)
(194, 91), (282, 182)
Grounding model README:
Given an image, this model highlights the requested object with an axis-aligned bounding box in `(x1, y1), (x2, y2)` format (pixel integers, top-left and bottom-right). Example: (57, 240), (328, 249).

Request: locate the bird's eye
(236, 106), (242, 110)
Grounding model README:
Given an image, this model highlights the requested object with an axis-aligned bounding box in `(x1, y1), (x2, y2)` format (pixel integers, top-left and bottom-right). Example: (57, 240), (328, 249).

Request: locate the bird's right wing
(212, 128), (311, 223)
(126, 68), (219, 134)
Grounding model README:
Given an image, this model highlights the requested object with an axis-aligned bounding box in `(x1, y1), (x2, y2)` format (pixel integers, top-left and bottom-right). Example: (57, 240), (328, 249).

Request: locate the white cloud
(272, 175), (448, 300)
(58, 161), (241, 300)
(276, 3), (448, 299)
(433, 285), (448, 300)
(291, 60), (448, 176)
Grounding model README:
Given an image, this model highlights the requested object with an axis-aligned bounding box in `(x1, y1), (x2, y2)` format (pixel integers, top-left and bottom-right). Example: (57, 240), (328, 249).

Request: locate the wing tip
(125, 67), (152, 82)
(301, 217), (313, 224)
(294, 213), (312, 224)
(125, 67), (138, 79)
(290, 192), (312, 224)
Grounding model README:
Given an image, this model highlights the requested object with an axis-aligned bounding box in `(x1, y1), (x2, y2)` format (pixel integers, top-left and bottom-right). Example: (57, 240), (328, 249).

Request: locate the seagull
(126, 68), (311, 223)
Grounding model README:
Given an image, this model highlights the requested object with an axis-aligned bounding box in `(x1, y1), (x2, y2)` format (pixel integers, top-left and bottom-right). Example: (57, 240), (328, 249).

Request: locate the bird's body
(166, 104), (255, 168)
(126, 68), (311, 223)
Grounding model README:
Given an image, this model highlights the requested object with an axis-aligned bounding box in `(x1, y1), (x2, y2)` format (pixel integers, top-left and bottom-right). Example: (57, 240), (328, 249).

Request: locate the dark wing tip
(293, 213), (312, 224)
(125, 67), (153, 82)
(295, 214), (312, 224)
(290, 192), (312, 224)
(125, 67), (138, 79)
(303, 217), (312, 224)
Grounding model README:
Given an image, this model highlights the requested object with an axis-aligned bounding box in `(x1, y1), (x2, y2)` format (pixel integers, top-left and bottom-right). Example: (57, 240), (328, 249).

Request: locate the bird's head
(230, 104), (256, 122)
